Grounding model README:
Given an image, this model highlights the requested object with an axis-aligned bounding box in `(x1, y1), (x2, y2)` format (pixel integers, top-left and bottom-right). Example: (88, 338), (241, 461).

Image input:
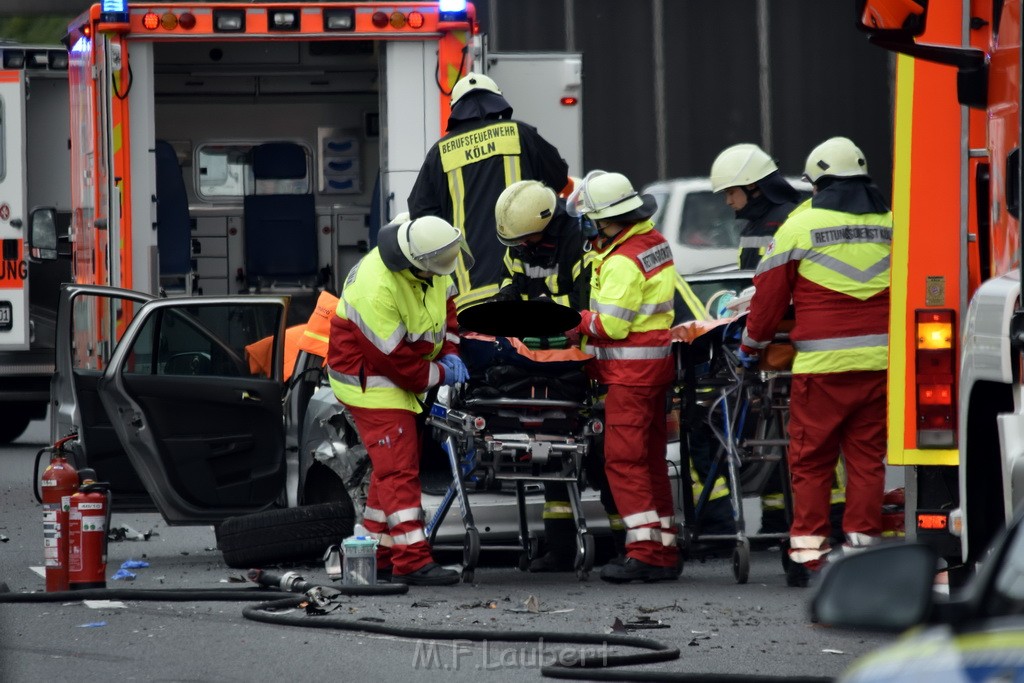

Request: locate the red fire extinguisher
(68, 468), (112, 590)
(41, 434), (80, 592)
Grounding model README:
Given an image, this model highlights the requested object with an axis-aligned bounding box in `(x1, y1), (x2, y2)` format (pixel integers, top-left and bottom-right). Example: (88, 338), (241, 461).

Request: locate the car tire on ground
(216, 501), (355, 569)
(0, 411), (33, 444)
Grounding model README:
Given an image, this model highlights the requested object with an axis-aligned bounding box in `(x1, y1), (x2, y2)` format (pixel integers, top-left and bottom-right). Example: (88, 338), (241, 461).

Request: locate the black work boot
(530, 517), (576, 572)
(785, 559), (824, 588)
(607, 528), (627, 566)
(528, 551), (573, 572)
(392, 562), (460, 586)
(599, 557), (677, 584)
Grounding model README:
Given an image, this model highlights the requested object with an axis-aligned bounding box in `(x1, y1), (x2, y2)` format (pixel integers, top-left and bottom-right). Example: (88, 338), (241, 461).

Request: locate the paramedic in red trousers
(327, 215), (473, 586)
(408, 72), (570, 311)
(568, 171), (679, 583)
(710, 143), (847, 543)
(737, 137), (892, 587)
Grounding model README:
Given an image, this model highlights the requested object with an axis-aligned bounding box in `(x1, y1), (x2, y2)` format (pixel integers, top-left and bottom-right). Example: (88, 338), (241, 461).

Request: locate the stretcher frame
(674, 322), (795, 584)
(423, 385), (602, 583)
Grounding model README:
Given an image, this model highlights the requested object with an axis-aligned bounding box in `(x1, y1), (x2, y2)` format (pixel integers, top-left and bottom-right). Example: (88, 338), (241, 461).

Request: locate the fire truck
(0, 44), (72, 443)
(856, 0), (1022, 576)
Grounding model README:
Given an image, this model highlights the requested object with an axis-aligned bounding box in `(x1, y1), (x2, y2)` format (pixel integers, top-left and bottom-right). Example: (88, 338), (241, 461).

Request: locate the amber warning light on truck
(915, 309), (956, 448)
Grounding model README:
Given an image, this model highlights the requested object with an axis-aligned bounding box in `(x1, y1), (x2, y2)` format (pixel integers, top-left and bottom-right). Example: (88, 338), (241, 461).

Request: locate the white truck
(0, 44), (71, 443)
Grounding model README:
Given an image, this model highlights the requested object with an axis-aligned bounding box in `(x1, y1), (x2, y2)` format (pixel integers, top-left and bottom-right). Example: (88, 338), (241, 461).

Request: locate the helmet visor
(415, 235), (475, 275)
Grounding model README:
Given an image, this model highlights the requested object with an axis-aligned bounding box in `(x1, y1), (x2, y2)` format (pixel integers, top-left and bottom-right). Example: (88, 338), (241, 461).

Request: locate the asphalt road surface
(1, 418), (896, 682)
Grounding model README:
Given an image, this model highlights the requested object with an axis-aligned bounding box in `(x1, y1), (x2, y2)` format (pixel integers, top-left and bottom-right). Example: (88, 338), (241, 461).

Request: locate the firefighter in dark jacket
(710, 143), (803, 269)
(408, 72), (570, 311)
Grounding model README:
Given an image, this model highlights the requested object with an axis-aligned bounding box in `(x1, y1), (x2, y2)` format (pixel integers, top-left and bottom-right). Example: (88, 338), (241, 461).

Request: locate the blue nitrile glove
(440, 354), (470, 384)
(736, 348), (760, 370)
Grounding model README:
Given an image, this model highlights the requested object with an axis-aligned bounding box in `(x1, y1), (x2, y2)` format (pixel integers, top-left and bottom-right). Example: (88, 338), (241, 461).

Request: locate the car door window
(71, 295), (142, 371)
(121, 302), (280, 378)
(680, 191), (745, 248)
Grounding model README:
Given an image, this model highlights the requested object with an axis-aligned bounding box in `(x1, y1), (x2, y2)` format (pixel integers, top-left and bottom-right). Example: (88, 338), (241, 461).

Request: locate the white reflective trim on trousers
(843, 532), (880, 550)
(584, 345), (672, 361)
(363, 506), (387, 523)
(659, 515), (676, 528)
(660, 532), (677, 547)
(328, 367), (402, 390)
(793, 334), (889, 352)
(625, 527), (662, 544)
(391, 529), (428, 546)
(788, 535), (829, 563)
(387, 507), (424, 527)
(622, 510), (660, 528)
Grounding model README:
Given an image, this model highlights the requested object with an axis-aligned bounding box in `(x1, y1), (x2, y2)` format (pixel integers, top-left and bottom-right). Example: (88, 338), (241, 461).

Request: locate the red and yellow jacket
(740, 202), (892, 375)
(578, 220), (676, 386)
(327, 249), (459, 412)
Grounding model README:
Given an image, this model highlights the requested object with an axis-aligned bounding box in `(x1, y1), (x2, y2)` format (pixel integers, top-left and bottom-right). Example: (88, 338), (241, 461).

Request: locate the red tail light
(914, 309), (956, 447)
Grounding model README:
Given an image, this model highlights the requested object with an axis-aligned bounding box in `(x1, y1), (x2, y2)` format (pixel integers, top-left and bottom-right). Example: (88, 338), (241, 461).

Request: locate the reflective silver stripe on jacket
(387, 507), (424, 528)
(793, 333), (889, 352)
(622, 510), (660, 528)
(739, 235), (773, 249)
(584, 345), (672, 361)
(592, 300), (637, 323)
(741, 332), (770, 350)
(524, 264), (557, 278)
(328, 367), (401, 389)
(757, 247), (891, 283)
(391, 529), (428, 546)
(345, 302), (406, 355)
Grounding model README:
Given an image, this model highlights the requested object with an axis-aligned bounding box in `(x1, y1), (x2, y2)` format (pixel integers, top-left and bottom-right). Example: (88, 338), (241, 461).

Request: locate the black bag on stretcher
(455, 299), (592, 402)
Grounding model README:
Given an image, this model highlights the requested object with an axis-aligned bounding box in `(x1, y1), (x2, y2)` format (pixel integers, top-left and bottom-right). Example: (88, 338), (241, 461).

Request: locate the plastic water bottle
(341, 524), (378, 586)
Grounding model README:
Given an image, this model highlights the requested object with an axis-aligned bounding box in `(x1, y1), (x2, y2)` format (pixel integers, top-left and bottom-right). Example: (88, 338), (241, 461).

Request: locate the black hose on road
(0, 584), (407, 602)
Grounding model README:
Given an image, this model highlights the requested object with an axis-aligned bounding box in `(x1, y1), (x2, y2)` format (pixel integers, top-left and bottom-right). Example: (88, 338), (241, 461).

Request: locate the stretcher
(672, 316), (795, 584)
(423, 334), (602, 583)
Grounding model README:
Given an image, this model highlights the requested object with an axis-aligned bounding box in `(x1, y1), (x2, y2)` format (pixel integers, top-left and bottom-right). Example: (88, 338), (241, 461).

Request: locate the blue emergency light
(438, 0), (468, 21)
(101, 0), (130, 24)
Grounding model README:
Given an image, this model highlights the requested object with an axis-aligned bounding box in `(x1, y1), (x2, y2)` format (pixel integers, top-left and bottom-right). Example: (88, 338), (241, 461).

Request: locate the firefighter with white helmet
(738, 136), (892, 587)
(710, 143), (804, 269)
(327, 215), (473, 586)
(568, 170), (680, 583)
(408, 71), (570, 311)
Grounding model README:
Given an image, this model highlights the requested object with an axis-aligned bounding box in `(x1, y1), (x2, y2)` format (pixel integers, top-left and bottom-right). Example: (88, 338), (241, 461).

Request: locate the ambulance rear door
(485, 52), (583, 176)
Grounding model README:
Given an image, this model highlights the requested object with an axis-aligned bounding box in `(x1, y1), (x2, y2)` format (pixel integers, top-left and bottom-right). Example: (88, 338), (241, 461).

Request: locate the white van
(644, 177), (811, 274)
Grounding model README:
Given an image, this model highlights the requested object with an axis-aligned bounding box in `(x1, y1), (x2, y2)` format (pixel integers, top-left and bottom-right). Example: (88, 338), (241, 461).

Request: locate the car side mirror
(856, 0), (928, 39)
(811, 542), (939, 632)
(28, 207), (58, 262)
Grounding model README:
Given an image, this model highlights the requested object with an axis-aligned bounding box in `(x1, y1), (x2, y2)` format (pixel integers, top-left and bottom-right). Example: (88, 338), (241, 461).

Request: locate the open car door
(53, 285), (290, 525)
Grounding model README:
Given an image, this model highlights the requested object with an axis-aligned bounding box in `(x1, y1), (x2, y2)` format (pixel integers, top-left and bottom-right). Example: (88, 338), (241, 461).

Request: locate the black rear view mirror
(28, 207), (58, 262)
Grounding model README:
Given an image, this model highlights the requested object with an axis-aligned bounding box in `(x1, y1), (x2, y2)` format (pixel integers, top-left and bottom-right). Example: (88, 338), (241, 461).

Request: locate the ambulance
(0, 44), (71, 443)
(856, 0), (1022, 581)
(32, 1), (587, 560)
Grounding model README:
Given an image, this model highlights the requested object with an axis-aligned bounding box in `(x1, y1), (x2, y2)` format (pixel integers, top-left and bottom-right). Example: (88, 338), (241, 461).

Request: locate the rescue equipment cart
(424, 332), (602, 583)
(673, 317), (795, 584)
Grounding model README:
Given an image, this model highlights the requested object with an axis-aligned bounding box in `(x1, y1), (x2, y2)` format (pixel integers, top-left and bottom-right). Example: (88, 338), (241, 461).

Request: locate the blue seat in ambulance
(154, 139), (193, 291)
(243, 142), (318, 291)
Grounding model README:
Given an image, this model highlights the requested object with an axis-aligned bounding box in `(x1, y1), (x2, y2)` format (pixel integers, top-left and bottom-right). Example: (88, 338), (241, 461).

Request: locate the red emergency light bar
(125, 3), (474, 36)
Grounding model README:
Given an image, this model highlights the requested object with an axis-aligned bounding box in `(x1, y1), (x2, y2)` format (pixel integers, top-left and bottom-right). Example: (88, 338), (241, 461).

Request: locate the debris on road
(505, 595), (574, 615)
(77, 621), (107, 628)
(83, 600), (126, 609)
(111, 568), (136, 581)
(107, 525), (153, 542)
(120, 559), (149, 569)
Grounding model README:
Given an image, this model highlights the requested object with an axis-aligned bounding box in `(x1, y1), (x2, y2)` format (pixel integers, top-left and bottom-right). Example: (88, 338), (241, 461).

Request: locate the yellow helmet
(803, 136), (868, 183)
(396, 216), (472, 275)
(450, 72), (502, 107)
(495, 181), (557, 246)
(710, 143), (779, 192)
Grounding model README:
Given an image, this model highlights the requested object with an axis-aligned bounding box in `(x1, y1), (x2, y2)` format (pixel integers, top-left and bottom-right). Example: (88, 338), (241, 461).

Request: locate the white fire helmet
(803, 136), (868, 183)
(450, 72), (502, 107)
(396, 216), (474, 275)
(566, 170), (643, 220)
(494, 180), (557, 246)
(710, 143), (779, 192)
